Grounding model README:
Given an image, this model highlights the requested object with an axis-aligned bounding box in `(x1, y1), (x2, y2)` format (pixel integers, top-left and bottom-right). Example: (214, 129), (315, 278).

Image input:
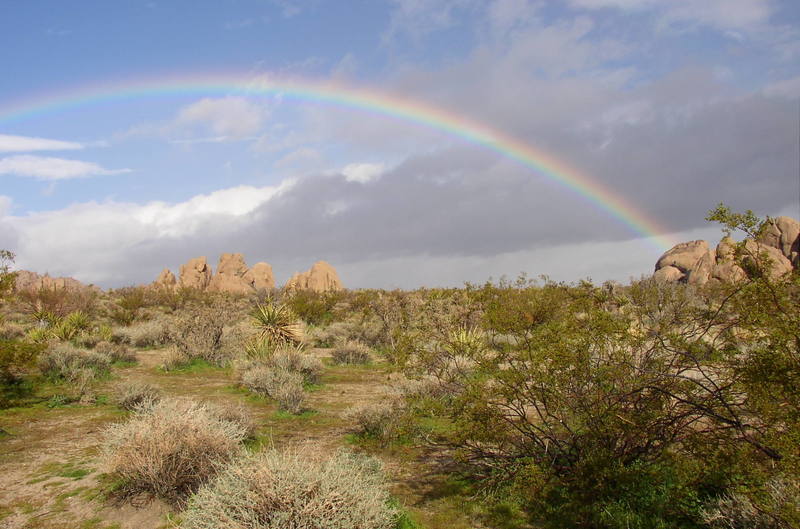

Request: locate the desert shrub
(702, 477), (800, 529)
(308, 316), (384, 348)
(115, 381), (161, 411)
(209, 402), (257, 439)
(0, 320), (26, 340)
(283, 289), (344, 326)
(344, 401), (407, 442)
(50, 310), (91, 341)
(0, 338), (44, 407)
(101, 398), (247, 504)
(268, 345), (323, 384)
(331, 339), (372, 365)
(172, 307), (228, 365)
(182, 450), (398, 529)
(250, 301), (303, 346)
(114, 319), (171, 348)
(241, 366), (306, 414)
(95, 341), (137, 364)
(161, 346), (191, 371)
(18, 285), (97, 320)
(38, 343), (111, 381)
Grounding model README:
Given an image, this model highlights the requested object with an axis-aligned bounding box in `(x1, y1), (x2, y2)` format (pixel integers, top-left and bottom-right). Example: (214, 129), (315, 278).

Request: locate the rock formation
(284, 261), (344, 292)
(13, 270), (90, 292)
(249, 262), (275, 291)
(152, 268), (177, 290)
(179, 257), (212, 290)
(653, 216), (799, 285)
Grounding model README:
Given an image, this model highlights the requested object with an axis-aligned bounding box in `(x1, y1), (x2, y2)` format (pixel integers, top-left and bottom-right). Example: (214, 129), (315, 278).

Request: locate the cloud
(176, 97), (268, 138)
(2, 182), (291, 284)
(342, 162), (386, 183)
(383, 0), (479, 43)
(568, 0), (774, 33)
(0, 155), (131, 181)
(0, 134), (84, 153)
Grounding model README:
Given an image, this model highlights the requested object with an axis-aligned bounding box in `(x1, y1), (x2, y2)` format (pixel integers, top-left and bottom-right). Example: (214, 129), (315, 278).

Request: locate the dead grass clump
(701, 477), (799, 529)
(101, 398), (247, 504)
(208, 402), (257, 439)
(331, 339), (372, 365)
(310, 317), (383, 348)
(241, 366), (306, 414)
(182, 450), (398, 529)
(115, 381), (161, 411)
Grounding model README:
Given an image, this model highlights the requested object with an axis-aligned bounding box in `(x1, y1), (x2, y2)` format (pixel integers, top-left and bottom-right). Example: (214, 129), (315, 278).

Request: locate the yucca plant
(250, 301), (303, 346)
(26, 327), (51, 344)
(443, 326), (486, 357)
(31, 309), (58, 328)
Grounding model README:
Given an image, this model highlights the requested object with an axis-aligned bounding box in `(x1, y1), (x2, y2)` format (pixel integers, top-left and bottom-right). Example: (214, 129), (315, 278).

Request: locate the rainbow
(0, 73), (676, 251)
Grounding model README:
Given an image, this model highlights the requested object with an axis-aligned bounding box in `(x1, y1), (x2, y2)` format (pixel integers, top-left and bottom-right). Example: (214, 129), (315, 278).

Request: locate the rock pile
(13, 270), (91, 292)
(284, 261), (344, 292)
(653, 215), (799, 285)
(152, 255), (340, 294)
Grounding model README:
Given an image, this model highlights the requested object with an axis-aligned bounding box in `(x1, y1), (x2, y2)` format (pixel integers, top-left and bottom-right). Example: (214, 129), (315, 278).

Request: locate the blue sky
(1, 0), (798, 287)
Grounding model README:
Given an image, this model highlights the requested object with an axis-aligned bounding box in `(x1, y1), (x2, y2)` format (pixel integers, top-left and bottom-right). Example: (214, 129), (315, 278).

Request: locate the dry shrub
(331, 339), (372, 365)
(115, 381), (161, 411)
(343, 400), (406, 441)
(209, 402), (257, 439)
(172, 307), (228, 365)
(268, 346), (323, 384)
(0, 320), (25, 340)
(161, 346), (190, 371)
(113, 319), (171, 348)
(702, 477), (800, 529)
(310, 317), (383, 348)
(242, 366), (306, 414)
(182, 450), (398, 529)
(101, 398), (248, 504)
(95, 341), (137, 364)
(38, 343), (111, 381)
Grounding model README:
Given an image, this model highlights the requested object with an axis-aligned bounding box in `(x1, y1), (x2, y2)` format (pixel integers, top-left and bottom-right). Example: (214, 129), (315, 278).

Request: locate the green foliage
(0, 249), (16, 300)
(0, 338), (44, 408)
(283, 289), (344, 325)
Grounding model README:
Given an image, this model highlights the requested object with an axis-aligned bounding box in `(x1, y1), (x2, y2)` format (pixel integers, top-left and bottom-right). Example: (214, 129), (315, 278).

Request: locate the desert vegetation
(0, 206), (798, 528)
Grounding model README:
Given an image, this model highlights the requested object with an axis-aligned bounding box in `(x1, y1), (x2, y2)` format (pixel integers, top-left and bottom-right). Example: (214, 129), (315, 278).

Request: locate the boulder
(284, 261), (344, 292)
(742, 239), (793, 280)
(207, 253), (255, 295)
(247, 262), (275, 291)
(653, 265), (684, 283)
(179, 257), (212, 290)
(153, 268), (177, 290)
(654, 240), (715, 283)
(758, 216), (800, 266)
(711, 237), (746, 283)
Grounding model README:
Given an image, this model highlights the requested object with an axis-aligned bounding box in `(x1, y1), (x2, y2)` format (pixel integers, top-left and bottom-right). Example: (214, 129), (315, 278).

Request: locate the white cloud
(0, 155), (130, 181)
(177, 97), (268, 138)
(342, 162), (386, 183)
(763, 76), (800, 98)
(3, 181), (293, 283)
(0, 134), (84, 153)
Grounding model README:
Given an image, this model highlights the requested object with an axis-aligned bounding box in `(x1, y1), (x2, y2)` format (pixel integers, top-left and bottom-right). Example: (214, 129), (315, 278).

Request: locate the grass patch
(273, 409), (319, 420)
(157, 357), (223, 374)
(36, 460), (94, 481)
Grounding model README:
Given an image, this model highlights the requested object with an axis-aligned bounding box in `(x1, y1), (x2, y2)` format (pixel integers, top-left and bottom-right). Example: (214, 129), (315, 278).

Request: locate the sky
(0, 0), (799, 289)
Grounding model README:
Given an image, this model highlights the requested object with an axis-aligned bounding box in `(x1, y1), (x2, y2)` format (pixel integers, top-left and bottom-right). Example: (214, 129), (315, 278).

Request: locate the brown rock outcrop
(758, 216), (799, 266)
(284, 261), (344, 292)
(248, 262), (275, 291)
(13, 270), (89, 292)
(207, 253), (256, 295)
(153, 268), (177, 290)
(654, 240), (714, 284)
(179, 257), (212, 290)
(653, 216), (798, 285)
(742, 239), (793, 280)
